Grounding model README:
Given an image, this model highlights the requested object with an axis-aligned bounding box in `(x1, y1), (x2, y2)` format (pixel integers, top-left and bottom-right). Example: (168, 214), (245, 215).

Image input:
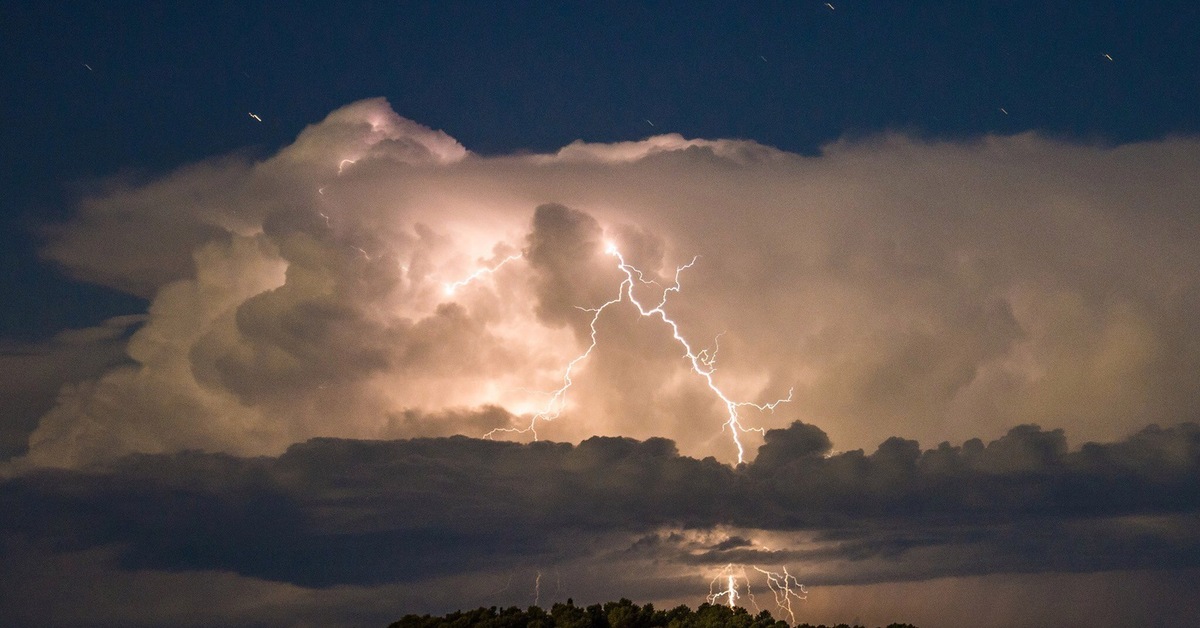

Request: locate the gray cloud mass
(2, 422), (1198, 625)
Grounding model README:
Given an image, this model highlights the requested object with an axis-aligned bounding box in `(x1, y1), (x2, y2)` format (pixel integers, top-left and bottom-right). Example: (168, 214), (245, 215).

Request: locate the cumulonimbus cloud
(12, 97), (1200, 468)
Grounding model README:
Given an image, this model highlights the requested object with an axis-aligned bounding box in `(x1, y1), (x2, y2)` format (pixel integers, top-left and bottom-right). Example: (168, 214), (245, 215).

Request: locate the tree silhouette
(388, 598), (918, 628)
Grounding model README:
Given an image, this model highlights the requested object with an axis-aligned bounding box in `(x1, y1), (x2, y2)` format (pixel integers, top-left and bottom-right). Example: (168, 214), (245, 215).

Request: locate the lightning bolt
(479, 241), (791, 464)
(482, 278), (614, 442)
(706, 563), (806, 623)
(608, 246), (793, 463)
(442, 254), (523, 296)
(752, 565), (808, 624)
(707, 564), (748, 608)
(534, 570), (542, 607)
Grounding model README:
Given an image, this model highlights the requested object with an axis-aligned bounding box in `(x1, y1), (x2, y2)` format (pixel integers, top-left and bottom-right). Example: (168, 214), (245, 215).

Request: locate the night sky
(3, 2), (1200, 627)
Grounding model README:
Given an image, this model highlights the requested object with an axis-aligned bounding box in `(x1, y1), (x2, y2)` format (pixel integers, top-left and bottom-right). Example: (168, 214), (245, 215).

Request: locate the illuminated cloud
(12, 98), (1200, 467)
(0, 315), (139, 459)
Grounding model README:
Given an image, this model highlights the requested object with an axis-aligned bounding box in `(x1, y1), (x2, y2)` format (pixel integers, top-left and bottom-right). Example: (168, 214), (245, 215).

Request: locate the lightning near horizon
(707, 564), (749, 609)
(534, 571), (542, 608)
(707, 563), (807, 624)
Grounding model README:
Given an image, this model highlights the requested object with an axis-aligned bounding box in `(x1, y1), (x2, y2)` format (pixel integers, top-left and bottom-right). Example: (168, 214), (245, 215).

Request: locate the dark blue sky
(3, 1), (1199, 339)
(6, 6), (1200, 625)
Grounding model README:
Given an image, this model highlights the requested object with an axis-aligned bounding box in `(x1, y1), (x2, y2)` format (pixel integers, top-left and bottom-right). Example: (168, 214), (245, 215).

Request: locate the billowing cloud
(11, 97), (1200, 469)
(0, 316), (140, 459)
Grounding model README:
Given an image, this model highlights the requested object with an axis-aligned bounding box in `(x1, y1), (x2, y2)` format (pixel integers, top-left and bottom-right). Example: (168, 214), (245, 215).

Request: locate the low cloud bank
(4, 422), (1197, 588)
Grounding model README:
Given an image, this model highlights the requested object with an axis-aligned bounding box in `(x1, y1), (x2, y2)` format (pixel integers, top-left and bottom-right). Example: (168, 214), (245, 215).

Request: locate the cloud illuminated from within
(17, 97), (1200, 467)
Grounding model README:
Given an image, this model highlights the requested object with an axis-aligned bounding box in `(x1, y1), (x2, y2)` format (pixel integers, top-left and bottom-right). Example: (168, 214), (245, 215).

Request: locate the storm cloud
(2, 422), (1198, 625)
(5, 98), (1200, 625)
(4, 98), (1199, 470)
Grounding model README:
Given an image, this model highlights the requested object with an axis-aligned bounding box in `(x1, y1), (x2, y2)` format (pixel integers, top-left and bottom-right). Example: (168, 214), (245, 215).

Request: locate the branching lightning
(436, 236), (795, 461)
(607, 245), (794, 463)
(473, 241), (790, 464)
(706, 563), (807, 624)
(707, 564), (751, 609)
(752, 565), (808, 624)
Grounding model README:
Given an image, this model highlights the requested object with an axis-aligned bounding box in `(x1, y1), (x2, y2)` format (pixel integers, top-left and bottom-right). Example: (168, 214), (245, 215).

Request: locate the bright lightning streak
(484, 290), (615, 441)
(753, 566), (807, 624)
(338, 158), (356, 174)
(249, 112), (262, 122)
(706, 563), (806, 622)
(707, 565), (740, 608)
(706, 564), (757, 610)
(721, 574), (739, 607)
(442, 254), (523, 296)
(483, 242), (791, 464)
(534, 571), (542, 607)
(610, 246), (793, 463)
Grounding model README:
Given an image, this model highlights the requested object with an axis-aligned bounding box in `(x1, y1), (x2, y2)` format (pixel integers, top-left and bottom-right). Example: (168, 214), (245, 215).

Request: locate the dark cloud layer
(4, 422), (1197, 592)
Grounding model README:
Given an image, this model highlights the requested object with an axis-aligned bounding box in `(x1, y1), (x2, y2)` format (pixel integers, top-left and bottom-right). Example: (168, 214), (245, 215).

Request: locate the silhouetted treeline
(388, 598), (917, 628)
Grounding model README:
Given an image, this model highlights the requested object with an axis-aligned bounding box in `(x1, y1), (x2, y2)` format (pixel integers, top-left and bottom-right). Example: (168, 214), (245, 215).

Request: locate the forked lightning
(474, 240), (790, 464)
